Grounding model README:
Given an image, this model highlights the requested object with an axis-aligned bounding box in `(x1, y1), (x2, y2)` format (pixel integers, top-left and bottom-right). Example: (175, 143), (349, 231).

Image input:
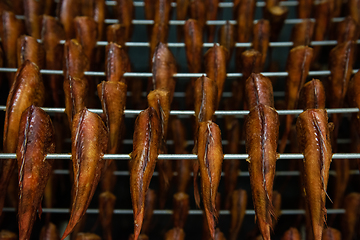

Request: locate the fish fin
(193, 160), (201, 208)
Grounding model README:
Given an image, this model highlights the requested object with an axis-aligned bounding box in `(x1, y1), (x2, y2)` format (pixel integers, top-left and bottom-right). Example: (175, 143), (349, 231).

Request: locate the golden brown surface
(40, 223), (60, 240)
(189, 0), (206, 31)
(99, 191), (116, 240)
(142, 189), (156, 235)
(115, 0), (134, 42)
(130, 107), (161, 240)
(61, 109), (108, 240)
(245, 104), (279, 240)
(298, 79), (326, 110)
(0, 60), (44, 216)
(75, 233), (101, 240)
(218, 22), (235, 63)
(57, 0), (80, 39)
(17, 35), (45, 69)
(291, 19), (314, 47)
(213, 228), (226, 240)
(105, 43), (131, 83)
(348, 0), (360, 24)
(173, 192), (189, 229)
(176, 0), (189, 41)
(197, 121), (223, 239)
(281, 228), (301, 240)
(297, 0), (313, 18)
(17, 105), (55, 240)
(341, 193), (360, 240)
(149, 23), (169, 58)
(153, 0), (171, 25)
(252, 20), (270, 68)
(229, 189), (247, 240)
(23, 0), (43, 39)
(206, 0), (219, 42)
(241, 49), (263, 82)
(266, 6), (288, 42)
(194, 76), (218, 124)
(184, 19), (203, 74)
(74, 16), (98, 65)
(106, 24), (126, 47)
(128, 234), (149, 240)
(322, 228), (341, 240)
(336, 16), (359, 44)
(296, 109), (332, 240)
(245, 73), (274, 110)
(165, 228), (185, 240)
(63, 39), (89, 80)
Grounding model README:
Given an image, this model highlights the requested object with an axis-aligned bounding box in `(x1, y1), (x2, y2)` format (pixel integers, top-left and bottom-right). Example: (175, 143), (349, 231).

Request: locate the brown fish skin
(63, 39), (90, 80)
(265, 6), (288, 42)
(75, 233), (101, 240)
(130, 107), (161, 240)
(245, 104), (279, 240)
(1, 11), (25, 85)
(151, 43), (177, 103)
(223, 120), (241, 210)
(245, 73), (274, 110)
(336, 16), (359, 44)
(17, 105), (55, 240)
(99, 191), (116, 240)
(176, 0), (189, 41)
(341, 193), (360, 240)
(41, 15), (66, 108)
(241, 50), (263, 82)
(40, 222), (60, 240)
(194, 76), (218, 124)
(348, 70), (360, 129)
(57, 0), (80, 39)
(252, 20), (270, 68)
(63, 76), (89, 126)
(322, 228), (341, 240)
(204, 44), (228, 107)
(184, 19), (203, 75)
(17, 35), (45, 69)
(296, 109), (332, 240)
(81, 0), (106, 42)
(165, 228), (185, 240)
(106, 24), (126, 47)
(197, 121), (224, 240)
(229, 189), (247, 240)
(153, 0), (172, 25)
(173, 192), (190, 229)
(116, 0), (134, 42)
(189, 0), (206, 31)
(0, 230), (17, 240)
(300, 80), (326, 111)
(298, 0), (313, 18)
(218, 22), (235, 63)
(291, 19), (315, 47)
(0, 60), (44, 216)
(24, 0), (44, 39)
(74, 16), (98, 66)
(206, 0), (219, 43)
(128, 234), (149, 240)
(213, 228), (226, 240)
(141, 189), (156, 235)
(348, 0), (360, 24)
(97, 81), (127, 155)
(281, 228), (301, 240)
(61, 108), (108, 240)
(105, 43), (131, 83)
(149, 23), (169, 59)
(279, 46), (313, 153)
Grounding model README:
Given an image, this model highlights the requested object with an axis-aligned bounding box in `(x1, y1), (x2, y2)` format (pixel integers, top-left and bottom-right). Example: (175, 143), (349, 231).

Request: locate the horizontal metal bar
(0, 153), (359, 160)
(0, 68), (358, 78)
(1, 207), (345, 215)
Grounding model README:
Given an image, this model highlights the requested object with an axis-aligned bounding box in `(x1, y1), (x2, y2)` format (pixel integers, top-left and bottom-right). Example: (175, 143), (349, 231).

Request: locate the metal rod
(0, 153), (359, 160)
(1, 207), (345, 215)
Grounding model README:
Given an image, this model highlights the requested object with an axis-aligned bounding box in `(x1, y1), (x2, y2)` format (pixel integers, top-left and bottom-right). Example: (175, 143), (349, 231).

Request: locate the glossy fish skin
(206, 0), (219, 43)
(252, 20), (270, 68)
(99, 191), (116, 240)
(81, 0), (106, 42)
(105, 43), (131, 83)
(141, 189), (156, 235)
(279, 46), (313, 153)
(229, 189), (247, 240)
(151, 43), (177, 102)
(204, 44), (228, 107)
(75, 233), (101, 240)
(61, 109), (108, 240)
(63, 76), (89, 126)
(291, 19), (315, 47)
(214, 229), (226, 240)
(130, 107), (161, 240)
(322, 228), (341, 240)
(266, 6), (288, 42)
(165, 228), (185, 240)
(39, 222), (60, 240)
(17, 105), (55, 240)
(336, 16), (359, 44)
(0, 230), (17, 240)
(63, 39), (90, 80)
(189, 0), (206, 31)
(149, 23), (169, 58)
(1, 10), (25, 85)
(97, 81), (127, 155)
(17, 35), (45, 69)
(281, 228), (301, 240)
(0, 60), (44, 216)
(106, 24), (126, 47)
(184, 19), (203, 76)
(218, 22), (235, 63)
(197, 121), (224, 240)
(296, 109), (332, 240)
(176, 0), (189, 41)
(24, 0), (44, 39)
(41, 15), (66, 108)
(115, 0), (134, 42)
(194, 76), (218, 124)
(173, 192), (190, 229)
(153, 0), (171, 25)
(245, 104), (279, 240)
(298, 79), (326, 110)
(341, 193), (360, 240)
(245, 73), (274, 110)
(57, 0), (80, 39)
(297, 0), (313, 18)
(74, 16), (98, 65)
(241, 49), (263, 81)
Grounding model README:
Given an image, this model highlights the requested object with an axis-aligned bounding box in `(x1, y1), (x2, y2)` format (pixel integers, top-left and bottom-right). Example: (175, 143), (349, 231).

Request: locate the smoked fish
(281, 228), (301, 240)
(229, 189), (247, 240)
(341, 193), (360, 240)
(115, 0), (134, 42)
(57, 0), (80, 39)
(24, 0), (44, 39)
(173, 192), (190, 229)
(322, 228), (341, 240)
(99, 191), (116, 240)
(105, 43), (131, 84)
(164, 228), (185, 240)
(141, 189), (156, 235)
(17, 35), (45, 69)
(40, 223), (60, 240)
(291, 19), (315, 47)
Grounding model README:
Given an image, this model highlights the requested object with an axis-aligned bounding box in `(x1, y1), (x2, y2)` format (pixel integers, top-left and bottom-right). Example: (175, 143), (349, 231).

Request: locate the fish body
(99, 191), (116, 240)
(115, 0), (134, 41)
(298, 79), (326, 110)
(74, 16), (98, 65)
(17, 35), (45, 69)
(75, 233), (101, 240)
(266, 6), (288, 42)
(205, 0), (219, 42)
(24, 0), (44, 39)
(297, 0), (313, 18)
(281, 228), (301, 240)
(106, 24), (126, 47)
(184, 19), (203, 74)
(189, 0), (206, 31)
(173, 192), (190, 229)
(229, 189), (247, 240)
(63, 39), (90, 80)
(291, 19), (315, 47)
(336, 16), (359, 44)
(176, 0), (189, 41)
(218, 22), (235, 63)
(57, 0), (80, 39)
(141, 189), (156, 235)
(245, 73), (274, 110)
(252, 20), (270, 68)
(40, 223), (60, 240)
(165, 228), (185, 240)
(105, 43), (131, 83)
(322, 228), (341, 240)
(341, 193), (360, 240)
